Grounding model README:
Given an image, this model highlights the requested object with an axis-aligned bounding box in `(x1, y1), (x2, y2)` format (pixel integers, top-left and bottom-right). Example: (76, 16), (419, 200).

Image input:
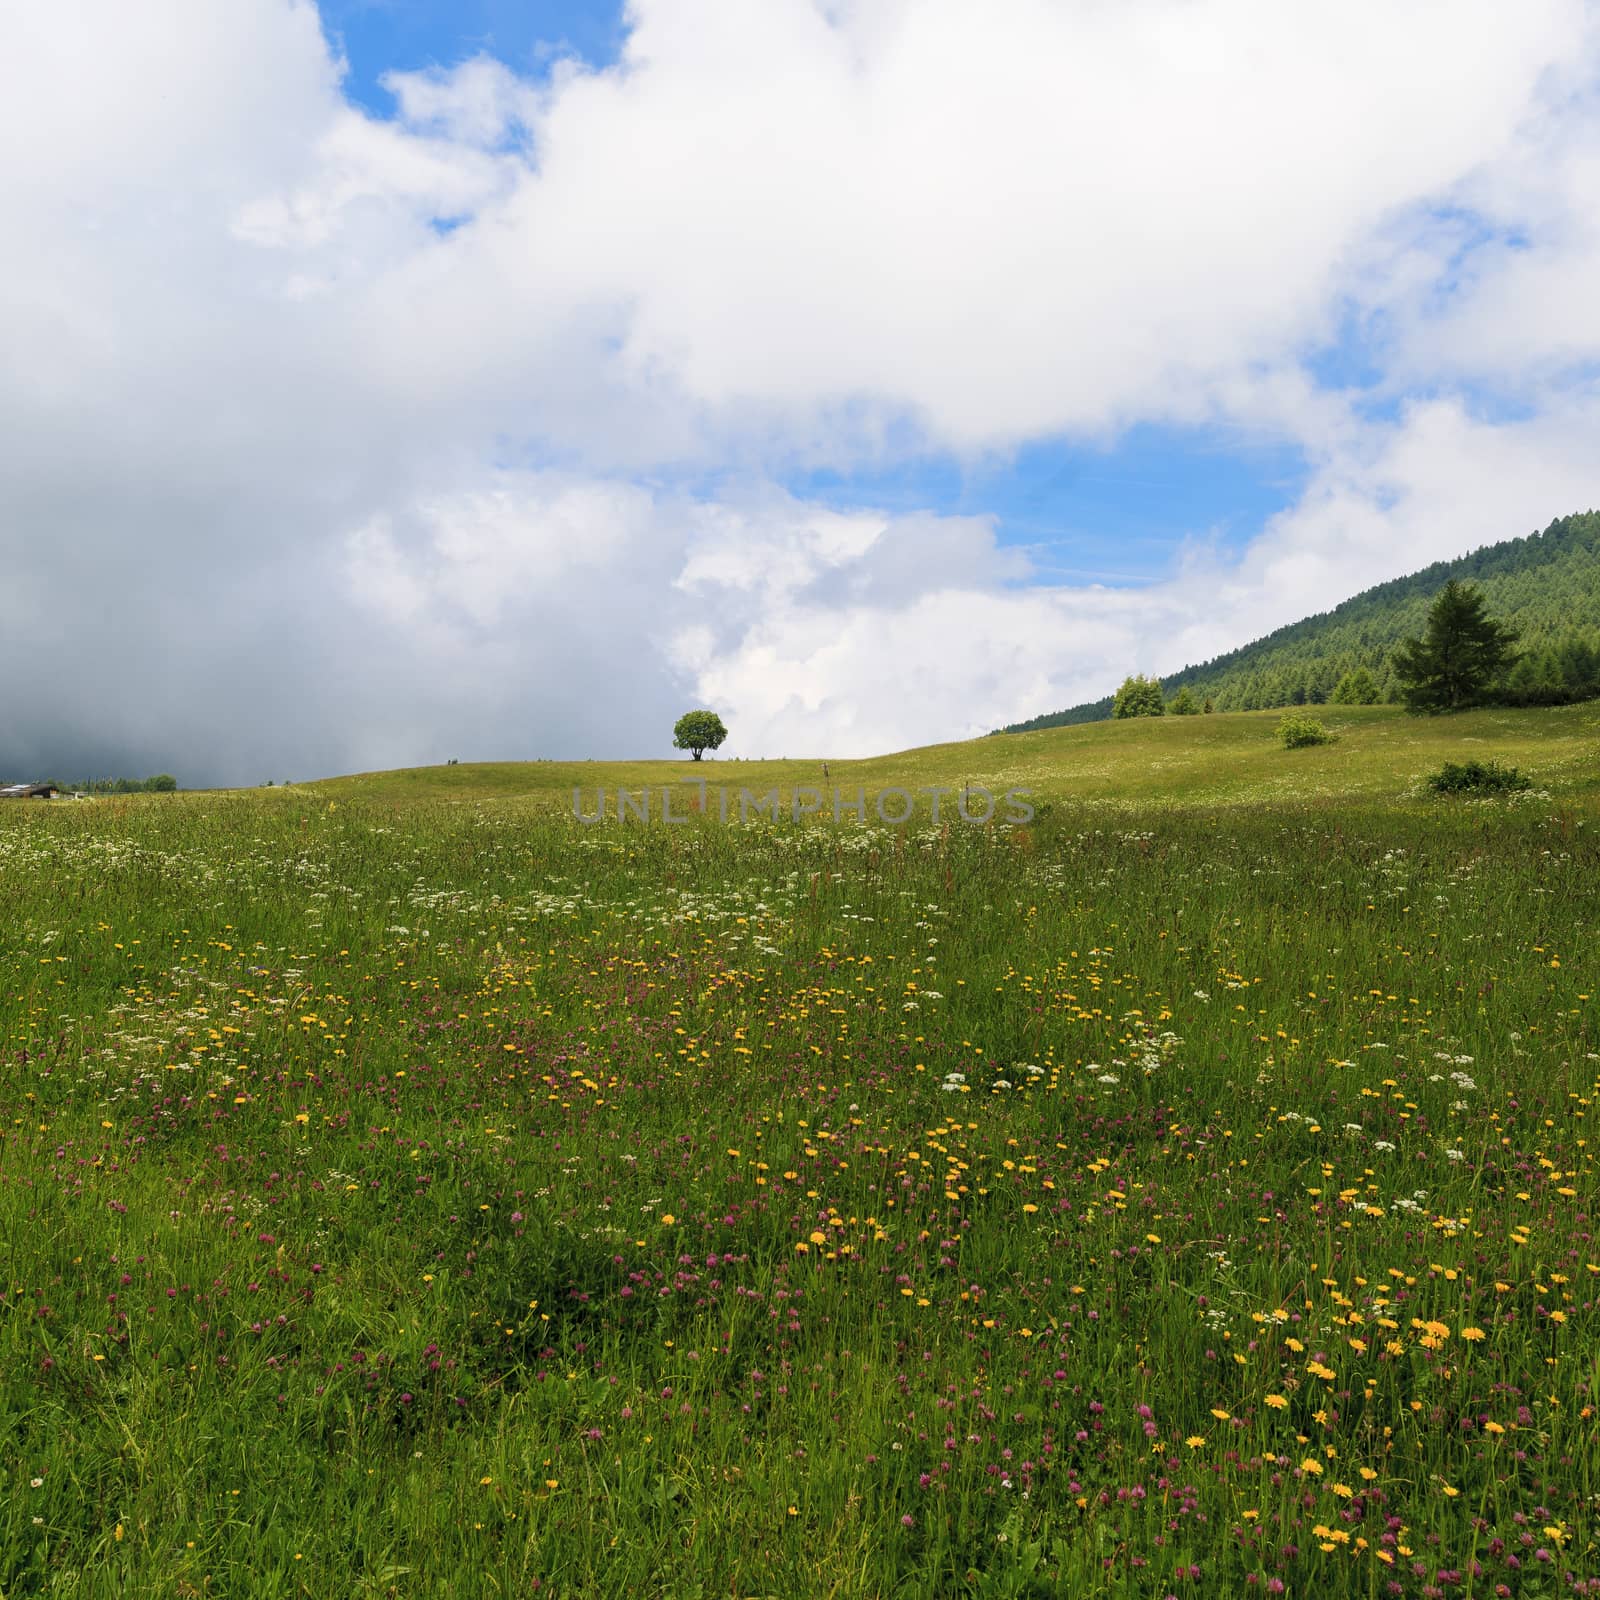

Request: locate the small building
(0, 782), (60, 799)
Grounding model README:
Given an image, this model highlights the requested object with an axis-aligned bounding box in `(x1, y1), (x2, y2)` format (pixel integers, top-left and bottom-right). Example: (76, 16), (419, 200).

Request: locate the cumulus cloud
(1, 0), (1599, 784)
(508, 0), (1587, 447)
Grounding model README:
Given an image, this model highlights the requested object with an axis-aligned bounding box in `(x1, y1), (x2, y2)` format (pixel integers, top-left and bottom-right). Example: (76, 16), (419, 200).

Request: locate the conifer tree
(1392, 581), (1519, 712)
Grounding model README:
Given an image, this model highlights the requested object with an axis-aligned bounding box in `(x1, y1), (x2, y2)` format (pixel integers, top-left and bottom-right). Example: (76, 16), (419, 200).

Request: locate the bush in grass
(1277, 714), (1333, 749)
(1425, 759), (1533, 795)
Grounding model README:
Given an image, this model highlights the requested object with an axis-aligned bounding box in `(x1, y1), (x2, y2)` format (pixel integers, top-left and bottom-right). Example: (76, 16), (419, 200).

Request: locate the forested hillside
(1000, 509), (1600, 732)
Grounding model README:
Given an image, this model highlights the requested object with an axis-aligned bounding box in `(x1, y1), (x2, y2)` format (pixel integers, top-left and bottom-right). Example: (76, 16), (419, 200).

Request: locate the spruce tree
(1392, 581), (1519, 712)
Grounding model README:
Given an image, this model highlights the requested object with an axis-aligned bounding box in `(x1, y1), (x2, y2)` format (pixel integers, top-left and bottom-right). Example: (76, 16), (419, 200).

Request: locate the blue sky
(320, 0), (627, 109)
(794, 427), (1309, 584)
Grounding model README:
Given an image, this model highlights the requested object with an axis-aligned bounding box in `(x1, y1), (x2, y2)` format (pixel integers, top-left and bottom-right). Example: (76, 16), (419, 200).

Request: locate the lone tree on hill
(1113, 675), (1166, 718)
(673, 709), (729, 760)
(1392, 581), (1519, 713)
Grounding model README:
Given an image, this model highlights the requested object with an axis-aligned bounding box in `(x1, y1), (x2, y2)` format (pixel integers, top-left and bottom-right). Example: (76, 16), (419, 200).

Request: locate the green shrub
(1425, 759), (1533, 795)
(1277, 714), (1333, 749)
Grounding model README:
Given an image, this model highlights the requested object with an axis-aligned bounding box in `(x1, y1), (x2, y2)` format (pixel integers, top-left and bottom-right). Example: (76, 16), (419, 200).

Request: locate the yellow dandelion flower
(1185, 1435), (1206, 1449)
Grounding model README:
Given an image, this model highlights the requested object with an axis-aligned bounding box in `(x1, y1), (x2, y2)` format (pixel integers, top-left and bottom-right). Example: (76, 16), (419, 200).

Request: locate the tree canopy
(1112, 675), (1165, 718)
(672, 710), (729, 761)
(1331, 666), (1381, 705)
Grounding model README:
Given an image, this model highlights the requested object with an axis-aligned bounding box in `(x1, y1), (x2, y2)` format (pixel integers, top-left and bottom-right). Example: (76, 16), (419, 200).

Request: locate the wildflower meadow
(1, 715), (1596, 1596)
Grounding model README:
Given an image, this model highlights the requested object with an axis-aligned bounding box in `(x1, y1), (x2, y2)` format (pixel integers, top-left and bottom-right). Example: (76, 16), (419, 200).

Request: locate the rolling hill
(1000, 508), (1600, 732)
(303, 700), (1600, 811)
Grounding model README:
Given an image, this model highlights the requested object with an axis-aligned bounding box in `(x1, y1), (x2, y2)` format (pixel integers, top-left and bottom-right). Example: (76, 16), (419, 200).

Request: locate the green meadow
(332, 701), (1600, 809)
(2, 706), (1598, 1597)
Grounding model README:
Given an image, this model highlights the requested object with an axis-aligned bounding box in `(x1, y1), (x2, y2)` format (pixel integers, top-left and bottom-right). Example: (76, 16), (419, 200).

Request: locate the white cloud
(1, 0), (1599, 783)
(382, 56), (542, 148)
(231, 112), (514, 250)
(498, 0), (1588, 448)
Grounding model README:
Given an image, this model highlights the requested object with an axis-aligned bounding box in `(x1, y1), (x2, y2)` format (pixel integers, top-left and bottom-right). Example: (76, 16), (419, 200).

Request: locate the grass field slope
(1003, 508), (1600, 730)
(324, 701), (1600, 811)
(1, 709), (1597, 1596)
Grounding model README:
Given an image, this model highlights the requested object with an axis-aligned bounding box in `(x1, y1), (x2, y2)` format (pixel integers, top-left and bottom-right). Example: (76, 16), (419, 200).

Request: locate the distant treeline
(1000, 509), (1600, 732)
(55, 775), (179, 794)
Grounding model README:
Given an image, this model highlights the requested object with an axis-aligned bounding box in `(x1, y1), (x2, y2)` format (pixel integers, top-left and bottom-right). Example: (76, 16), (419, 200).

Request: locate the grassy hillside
(312, 701), (1600, 811)
(2, 710), (1597, 1596)
(1003, 507), (1600, 730)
